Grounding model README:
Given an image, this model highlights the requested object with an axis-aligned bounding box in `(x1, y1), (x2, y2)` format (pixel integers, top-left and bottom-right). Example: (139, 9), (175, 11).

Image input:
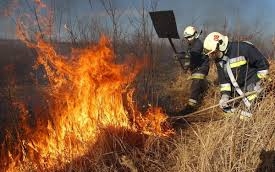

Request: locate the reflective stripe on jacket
(215, 41), (269, 96)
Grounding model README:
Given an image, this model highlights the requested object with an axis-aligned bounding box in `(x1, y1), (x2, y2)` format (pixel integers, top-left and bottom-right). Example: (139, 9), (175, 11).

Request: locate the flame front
(1, 1), (173, 169)
(32, 36), (131, 160)
(6, 36), (173, 169)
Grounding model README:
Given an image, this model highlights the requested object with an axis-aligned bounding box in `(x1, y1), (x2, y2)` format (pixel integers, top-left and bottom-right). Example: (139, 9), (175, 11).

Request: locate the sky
(0, 0), (275, 39)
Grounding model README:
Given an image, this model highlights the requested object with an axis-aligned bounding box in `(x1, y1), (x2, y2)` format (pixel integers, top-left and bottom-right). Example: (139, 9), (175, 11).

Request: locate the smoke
(0, 0), (274, 40)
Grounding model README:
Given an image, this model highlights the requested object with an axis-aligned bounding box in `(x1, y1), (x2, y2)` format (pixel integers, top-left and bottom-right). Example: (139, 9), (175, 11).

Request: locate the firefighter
(203, 32), (269, 118)
(173, 26), (209, 115)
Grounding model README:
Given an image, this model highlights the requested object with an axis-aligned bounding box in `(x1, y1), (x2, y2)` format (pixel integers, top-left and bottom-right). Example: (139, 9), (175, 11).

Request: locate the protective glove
(239, 110), (253, 120)
(219, 94), (230, 111)
(173, 52), (185, 60)
(253, 81), (262, 93)
(173, 53), (180, 61)
(173, 53), (190, 70)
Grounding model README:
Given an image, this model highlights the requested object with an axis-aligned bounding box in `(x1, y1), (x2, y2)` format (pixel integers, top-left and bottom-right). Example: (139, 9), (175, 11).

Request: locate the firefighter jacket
(215, 41), (269, 97)
(187, 38), (210, 79)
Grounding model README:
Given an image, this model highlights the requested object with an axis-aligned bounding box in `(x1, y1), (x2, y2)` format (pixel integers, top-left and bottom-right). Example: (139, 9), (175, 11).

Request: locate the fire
(2, 0), (173, 170)
(2, 36), (173, 170)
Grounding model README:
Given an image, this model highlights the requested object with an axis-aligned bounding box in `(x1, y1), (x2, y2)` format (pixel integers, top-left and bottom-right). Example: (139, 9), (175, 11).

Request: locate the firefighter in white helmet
(173, 26), (209, 116)
(203, 32), (269, 119)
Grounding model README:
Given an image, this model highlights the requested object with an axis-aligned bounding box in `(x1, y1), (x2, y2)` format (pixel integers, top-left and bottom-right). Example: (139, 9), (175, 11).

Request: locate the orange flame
(3, 0), (174, 170)
(3, 36), (173, 170)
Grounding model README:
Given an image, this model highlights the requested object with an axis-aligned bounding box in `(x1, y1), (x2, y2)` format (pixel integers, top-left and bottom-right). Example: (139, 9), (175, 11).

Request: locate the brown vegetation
(0, 0), (275, 171)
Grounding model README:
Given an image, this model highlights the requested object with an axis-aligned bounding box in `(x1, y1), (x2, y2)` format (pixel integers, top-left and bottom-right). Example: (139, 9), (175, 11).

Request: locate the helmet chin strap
(218, 51), (224, 58)
(195, 30), (202, 39)
(217, 40), (229, 58)
(187, 30), (202, 45)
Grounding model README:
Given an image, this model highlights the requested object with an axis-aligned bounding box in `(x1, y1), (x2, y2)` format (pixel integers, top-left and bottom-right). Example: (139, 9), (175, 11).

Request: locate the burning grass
(0, 36), (174, 171)
(1, 1), (275, 170)
(1, 39), (274, 171)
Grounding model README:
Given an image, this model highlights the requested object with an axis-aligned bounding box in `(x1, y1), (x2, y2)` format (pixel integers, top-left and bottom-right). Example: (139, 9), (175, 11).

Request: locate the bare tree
(23, 0), (44, 39)
(126, 0), (160, 107)
(99, 0), (123, 56)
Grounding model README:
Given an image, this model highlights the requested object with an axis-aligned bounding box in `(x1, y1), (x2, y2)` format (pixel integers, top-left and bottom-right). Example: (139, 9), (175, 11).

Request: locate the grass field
(0, 40), (275, 172)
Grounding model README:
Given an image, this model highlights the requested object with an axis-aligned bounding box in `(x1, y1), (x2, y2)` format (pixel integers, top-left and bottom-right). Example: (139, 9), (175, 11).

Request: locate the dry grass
(50, 60), (275, 172)
(160, 60), (275, 172)
(1, 44), (275, 171)
(173, 98), (275, 171)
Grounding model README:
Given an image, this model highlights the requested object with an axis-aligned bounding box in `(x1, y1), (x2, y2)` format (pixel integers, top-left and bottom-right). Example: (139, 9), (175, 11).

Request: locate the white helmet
(203, 32), (228, 55)
(183, 26), (197, 41)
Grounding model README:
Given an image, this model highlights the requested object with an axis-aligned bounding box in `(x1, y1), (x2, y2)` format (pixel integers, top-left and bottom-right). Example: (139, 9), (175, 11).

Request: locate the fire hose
(169, 90), (259, 121)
